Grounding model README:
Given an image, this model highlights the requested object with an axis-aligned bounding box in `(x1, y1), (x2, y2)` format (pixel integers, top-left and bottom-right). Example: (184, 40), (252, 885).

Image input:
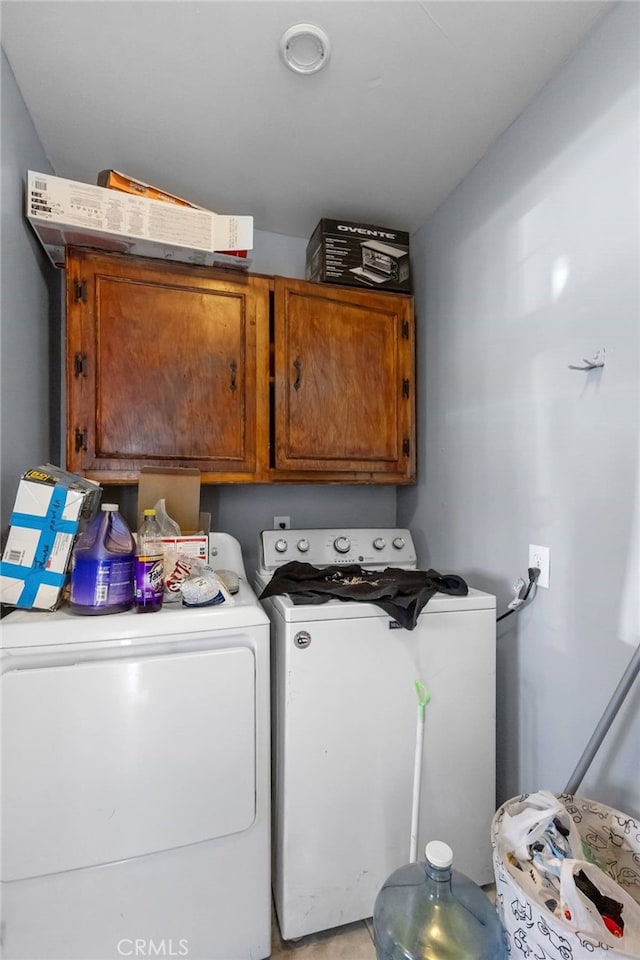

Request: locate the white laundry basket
(491, 791), (640, 958)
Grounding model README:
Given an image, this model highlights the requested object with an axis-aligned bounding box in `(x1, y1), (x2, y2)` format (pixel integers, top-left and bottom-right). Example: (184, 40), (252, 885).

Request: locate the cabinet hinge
(74, 353), (88, 378)
(403, 437), (410, 457)
(402, 319), (410, 339)
(74, 428), (88, 453)
(74, 280), (87, 303)
(402, 378), (410, 399)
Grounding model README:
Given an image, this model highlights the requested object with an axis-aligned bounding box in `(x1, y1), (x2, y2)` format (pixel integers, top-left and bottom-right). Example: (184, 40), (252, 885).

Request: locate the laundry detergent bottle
(373, 841), (507, 960)
(69, 503), (135, 615)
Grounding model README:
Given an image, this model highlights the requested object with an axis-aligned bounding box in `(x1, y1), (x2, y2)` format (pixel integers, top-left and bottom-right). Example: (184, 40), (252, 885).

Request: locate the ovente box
(26, 171), (253, 271)
(0, 464), (101, 610)
(306, 218), (412, 293)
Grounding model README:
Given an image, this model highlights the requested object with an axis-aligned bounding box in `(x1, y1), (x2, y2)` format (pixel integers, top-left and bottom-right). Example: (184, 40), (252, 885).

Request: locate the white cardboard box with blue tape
(0, 464), (101, 610)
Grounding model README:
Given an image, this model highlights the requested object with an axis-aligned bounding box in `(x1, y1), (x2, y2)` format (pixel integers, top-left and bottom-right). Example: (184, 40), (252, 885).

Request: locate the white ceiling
(2, 0), (613, 240)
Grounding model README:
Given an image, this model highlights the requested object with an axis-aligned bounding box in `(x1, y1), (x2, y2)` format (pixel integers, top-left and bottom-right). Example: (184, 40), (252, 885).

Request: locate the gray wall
(398, 3), (640, 816)
(111, 480), (397, 585)
(0, 50), (59, 532)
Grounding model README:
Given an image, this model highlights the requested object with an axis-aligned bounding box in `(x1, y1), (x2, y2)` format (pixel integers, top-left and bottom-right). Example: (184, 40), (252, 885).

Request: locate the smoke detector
(280, 23), (331, 75)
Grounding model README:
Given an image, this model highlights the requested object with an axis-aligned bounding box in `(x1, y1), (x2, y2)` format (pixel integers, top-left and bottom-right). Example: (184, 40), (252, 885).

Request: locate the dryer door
(2, 645), (256, 880)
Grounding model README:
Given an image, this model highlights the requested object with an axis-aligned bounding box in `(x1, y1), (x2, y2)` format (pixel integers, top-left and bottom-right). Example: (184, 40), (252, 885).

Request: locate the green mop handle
(410, 680), (431, 862)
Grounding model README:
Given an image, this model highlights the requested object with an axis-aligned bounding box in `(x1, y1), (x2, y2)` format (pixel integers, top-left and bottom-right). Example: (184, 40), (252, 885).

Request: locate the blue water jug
(373, 841), (507, 960)
(69, 503), (135, 615)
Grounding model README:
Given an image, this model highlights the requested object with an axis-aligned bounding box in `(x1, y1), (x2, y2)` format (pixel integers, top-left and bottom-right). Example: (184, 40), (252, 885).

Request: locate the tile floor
(270, 912), (375, 960)
(270, 886), (497, 958)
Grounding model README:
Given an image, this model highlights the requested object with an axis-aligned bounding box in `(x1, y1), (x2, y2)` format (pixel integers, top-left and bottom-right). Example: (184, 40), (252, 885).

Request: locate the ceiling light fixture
(280, 23), (331, 75)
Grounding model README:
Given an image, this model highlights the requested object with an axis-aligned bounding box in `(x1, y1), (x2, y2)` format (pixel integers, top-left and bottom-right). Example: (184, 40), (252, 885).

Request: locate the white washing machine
(1, 533), (270, 960)
(255, 527), (497, 941)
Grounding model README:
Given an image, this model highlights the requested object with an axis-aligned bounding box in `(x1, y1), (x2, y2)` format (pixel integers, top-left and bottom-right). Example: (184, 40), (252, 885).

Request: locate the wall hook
(568, 348), (605, 371)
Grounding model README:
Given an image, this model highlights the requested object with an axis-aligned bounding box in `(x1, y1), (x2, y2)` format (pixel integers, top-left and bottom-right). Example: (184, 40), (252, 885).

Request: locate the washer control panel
(259, 528), (417, 571)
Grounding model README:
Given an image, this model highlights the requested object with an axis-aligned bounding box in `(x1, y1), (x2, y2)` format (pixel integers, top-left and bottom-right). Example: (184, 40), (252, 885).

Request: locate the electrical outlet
(528, 544), (550, 588)
(273, 516), (290, 530)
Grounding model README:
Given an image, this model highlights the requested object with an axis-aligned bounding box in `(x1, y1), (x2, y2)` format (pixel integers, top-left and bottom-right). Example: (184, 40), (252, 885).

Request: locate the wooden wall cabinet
(271, 278), (415, 481)
(66, 248), (270, 484)
(66, 249), (415, 484)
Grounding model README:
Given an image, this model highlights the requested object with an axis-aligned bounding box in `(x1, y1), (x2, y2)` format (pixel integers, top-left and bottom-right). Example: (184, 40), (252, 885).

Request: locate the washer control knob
(275, 538), (288, 553)
(333, 536), (351, 554)
(294, 630), (312, 649)
(373, 537), (386, 551)
(392, 536), (406, 550)
(297, 538), (310, 553)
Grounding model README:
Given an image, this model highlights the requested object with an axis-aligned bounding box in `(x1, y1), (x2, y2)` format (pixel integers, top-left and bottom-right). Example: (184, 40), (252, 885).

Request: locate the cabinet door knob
(293, 357), (302, 391)
(230, 359), (237, 392)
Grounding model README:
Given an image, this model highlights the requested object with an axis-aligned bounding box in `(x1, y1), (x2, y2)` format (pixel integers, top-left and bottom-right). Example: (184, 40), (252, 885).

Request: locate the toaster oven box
(26, 171), (253, 271)
(306, 218), (411, 293)
(0, 464), (102, 610)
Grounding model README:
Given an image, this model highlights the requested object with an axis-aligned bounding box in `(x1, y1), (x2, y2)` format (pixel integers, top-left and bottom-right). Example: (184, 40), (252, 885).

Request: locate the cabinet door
(66, 249), (270, 483)
(273, 278), (415, 482)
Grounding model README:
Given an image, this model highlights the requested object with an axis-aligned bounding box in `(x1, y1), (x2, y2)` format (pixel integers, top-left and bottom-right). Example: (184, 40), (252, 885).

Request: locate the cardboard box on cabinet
(97, 170), (249, 260)
(97, 169), (206, 210)
(0, 464), (101, 610)
(26, 171), (253, 270)
(306, 217), (412, 293)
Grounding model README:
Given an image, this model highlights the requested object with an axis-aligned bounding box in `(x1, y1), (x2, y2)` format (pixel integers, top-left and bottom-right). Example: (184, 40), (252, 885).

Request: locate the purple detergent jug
(69, 503), (135, 615)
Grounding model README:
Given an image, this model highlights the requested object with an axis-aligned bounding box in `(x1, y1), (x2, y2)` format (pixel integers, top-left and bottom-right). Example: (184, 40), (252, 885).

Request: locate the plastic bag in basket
(492, 791), (640, 958)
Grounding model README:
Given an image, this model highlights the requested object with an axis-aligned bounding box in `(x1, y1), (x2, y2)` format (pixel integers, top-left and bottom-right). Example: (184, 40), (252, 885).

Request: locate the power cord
(497, 567), (541, 622)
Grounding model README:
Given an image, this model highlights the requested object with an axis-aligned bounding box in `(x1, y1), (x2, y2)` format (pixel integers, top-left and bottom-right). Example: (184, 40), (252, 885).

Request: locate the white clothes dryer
(255, 528), (496, 942)
(1, 533), (270, 960)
